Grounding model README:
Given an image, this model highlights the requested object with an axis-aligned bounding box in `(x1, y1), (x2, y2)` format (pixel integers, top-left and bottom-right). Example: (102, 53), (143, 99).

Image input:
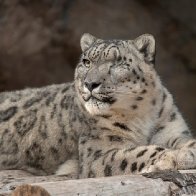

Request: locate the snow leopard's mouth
(83, 95), (116, 105)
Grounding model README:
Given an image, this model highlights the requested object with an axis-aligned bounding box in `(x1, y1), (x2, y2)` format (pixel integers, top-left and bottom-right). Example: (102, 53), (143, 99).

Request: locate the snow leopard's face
(75, 33), (156, 116)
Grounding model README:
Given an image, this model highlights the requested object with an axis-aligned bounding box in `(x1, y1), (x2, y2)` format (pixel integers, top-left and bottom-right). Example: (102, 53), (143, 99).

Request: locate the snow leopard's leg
(142, 139), (196, 173)
(78, 132), (179, 178)
(149, 105), (196, 171)
(149, 135), (196, 171)
(55, 159), (79, 178)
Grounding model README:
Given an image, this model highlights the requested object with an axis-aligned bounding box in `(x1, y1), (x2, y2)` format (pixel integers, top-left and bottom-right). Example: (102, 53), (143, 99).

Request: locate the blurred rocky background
(0, 0), (195, 134)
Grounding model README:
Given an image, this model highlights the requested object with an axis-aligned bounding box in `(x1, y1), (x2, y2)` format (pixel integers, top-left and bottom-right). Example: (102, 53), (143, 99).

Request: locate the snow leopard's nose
(84, 82), (101, 92)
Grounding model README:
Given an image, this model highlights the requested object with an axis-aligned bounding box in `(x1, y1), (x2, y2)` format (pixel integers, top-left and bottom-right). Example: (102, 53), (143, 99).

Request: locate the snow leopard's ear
(133, 34), (156, 65)
(80, 33), (97, 52)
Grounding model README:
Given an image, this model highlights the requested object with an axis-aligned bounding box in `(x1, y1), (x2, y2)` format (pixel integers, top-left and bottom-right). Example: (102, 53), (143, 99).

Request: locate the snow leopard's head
(75, 33), (156, 116)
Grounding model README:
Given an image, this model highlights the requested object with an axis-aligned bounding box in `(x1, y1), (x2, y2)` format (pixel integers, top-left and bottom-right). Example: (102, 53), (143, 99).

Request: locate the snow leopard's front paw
(176, 148), (196, 170)
(142, 150), (177, 173)
(142, 148), (196, 173)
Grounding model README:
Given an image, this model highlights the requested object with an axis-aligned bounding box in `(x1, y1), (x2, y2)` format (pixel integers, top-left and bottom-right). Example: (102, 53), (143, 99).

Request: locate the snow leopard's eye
(82, 58), (91, 68)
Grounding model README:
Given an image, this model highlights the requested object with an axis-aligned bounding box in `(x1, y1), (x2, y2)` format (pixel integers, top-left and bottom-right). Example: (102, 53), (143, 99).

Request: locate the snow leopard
(0, 33), (195, 178)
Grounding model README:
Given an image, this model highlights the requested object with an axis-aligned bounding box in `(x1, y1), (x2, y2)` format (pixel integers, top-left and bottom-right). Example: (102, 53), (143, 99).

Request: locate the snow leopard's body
(0, 33), (195, 178)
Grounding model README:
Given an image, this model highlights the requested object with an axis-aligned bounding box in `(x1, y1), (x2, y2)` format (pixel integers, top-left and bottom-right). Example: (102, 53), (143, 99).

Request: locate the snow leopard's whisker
(108, 91), (138, 96)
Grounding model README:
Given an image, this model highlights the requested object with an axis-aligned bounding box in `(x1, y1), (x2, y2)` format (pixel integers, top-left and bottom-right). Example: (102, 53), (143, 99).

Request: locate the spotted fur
(0, 33), (195, 178)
